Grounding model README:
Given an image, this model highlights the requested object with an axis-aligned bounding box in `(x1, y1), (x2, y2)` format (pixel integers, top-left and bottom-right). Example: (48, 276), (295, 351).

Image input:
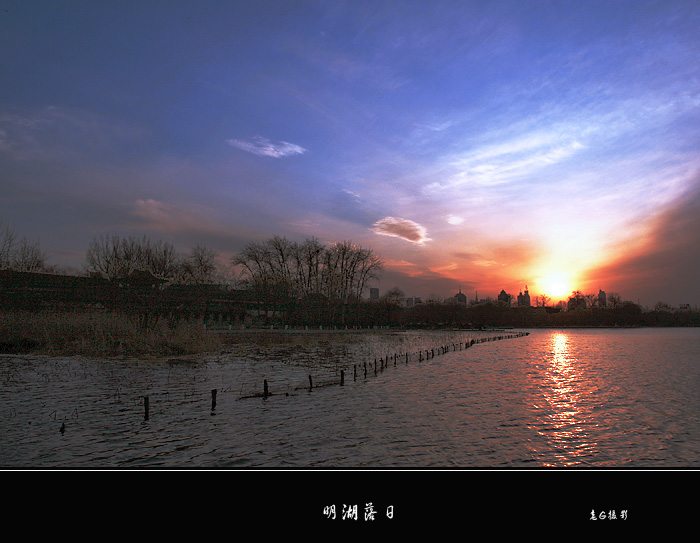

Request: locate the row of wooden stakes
(241, 331), (530, 401)
(135, 331), (530, 420)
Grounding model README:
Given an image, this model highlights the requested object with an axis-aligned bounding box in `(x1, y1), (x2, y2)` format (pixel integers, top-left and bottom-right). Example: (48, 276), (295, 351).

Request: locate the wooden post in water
(144, 396), (150, 421)
(264, 379), (269, 399)
(211, 389), (217, 411)
(309, 375), (313, 391)
(340, 370), (344, 386)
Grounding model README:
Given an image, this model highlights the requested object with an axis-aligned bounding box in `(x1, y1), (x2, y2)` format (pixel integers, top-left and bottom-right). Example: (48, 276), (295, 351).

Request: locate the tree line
(232, 235), (383, 302)
(387, 298), (700, 328)
(85, 234), (222, 285)
(2, 219), (384, 302)
(0, 220), (49, 273)
(2, 221), (386, 329)
(84, 233), (385, 303)
(5, 219), (696, 329)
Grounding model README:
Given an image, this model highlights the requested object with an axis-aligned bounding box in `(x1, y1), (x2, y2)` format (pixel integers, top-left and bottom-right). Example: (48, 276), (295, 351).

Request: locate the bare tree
(267, 236), (294, 288)
(353, 246), (383, 298)
(231, 240), (274, 290)
(0, 219), (48, 272)
(537, 294), (550, 307)
(382, 286), (405, 306)
(143, 238), (180, 280)
(232, 235), (383, 300)
(86, 235), (128, 279)
(86, 234), (180, 281)
(0, 220), (18, 269)
(607, 292), (622, 309)
(290, 237), (324, 297)
(179, 244), (220, 284)
(11, 238), (47, 272)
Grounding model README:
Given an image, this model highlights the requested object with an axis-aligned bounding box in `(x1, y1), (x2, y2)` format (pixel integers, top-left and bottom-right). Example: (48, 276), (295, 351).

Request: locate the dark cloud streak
(590, 182), (700, 307)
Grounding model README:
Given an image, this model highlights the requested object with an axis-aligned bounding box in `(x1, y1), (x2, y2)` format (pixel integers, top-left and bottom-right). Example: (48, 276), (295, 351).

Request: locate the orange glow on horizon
(531, 268), (581, 303)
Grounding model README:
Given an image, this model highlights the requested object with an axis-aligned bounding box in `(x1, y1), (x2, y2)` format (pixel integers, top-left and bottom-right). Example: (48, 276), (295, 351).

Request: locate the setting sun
(547, 282), (569, 297)
(532, 270), (577, 301)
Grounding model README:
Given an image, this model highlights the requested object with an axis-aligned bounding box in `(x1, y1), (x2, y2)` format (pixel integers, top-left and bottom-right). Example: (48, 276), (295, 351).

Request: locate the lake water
(2, 327), (700, 468)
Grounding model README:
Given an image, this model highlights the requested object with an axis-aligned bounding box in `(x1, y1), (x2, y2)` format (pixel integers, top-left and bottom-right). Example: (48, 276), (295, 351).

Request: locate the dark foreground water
(2, 327), (700, 468)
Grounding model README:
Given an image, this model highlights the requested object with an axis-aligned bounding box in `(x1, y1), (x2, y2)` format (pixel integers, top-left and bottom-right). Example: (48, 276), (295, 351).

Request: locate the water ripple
(3, 328), (700, 467)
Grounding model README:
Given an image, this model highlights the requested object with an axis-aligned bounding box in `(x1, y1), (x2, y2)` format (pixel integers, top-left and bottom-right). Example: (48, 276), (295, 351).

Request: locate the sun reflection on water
(537, 331), (597, 466)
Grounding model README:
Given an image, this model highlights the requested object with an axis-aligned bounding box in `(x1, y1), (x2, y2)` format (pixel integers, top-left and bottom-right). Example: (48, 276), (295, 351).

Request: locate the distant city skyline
(2, 1), (699, 308)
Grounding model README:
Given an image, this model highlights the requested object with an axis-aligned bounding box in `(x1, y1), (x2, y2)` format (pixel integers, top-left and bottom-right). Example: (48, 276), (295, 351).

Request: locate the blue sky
(2, 0), (700, 307)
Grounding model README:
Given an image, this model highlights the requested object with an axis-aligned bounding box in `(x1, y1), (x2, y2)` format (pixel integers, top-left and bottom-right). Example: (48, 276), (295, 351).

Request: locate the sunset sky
(2, 1), (699, 307)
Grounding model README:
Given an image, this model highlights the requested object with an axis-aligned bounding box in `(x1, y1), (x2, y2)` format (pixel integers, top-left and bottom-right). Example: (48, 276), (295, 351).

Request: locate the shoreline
(0, 326), (511, 362)
(3, 321), (698, 362)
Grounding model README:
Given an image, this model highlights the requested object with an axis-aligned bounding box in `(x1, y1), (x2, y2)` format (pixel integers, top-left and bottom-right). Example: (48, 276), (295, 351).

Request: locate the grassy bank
(0, 310), (224, 358)
(0, 310), (480, 359)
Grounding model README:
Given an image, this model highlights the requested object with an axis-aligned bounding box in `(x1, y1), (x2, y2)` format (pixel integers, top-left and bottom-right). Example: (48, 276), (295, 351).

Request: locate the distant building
(454, 288), (467, 304)
(598, 289), (607, 307)
(498, 289), (511, 304)
(517, 286), (531, 307)
(567, 293), (587, 311)
(369, 287), (379, 300)
(680, 303), (691, 311)
(405, 296), (422, 307)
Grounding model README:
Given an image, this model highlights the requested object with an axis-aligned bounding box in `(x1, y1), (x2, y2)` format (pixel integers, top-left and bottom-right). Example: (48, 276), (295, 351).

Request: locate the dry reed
(0, 309), (223, 358)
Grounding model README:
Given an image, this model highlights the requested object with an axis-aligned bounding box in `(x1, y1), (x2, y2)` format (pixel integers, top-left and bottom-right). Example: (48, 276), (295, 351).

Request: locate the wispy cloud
(425, 131), (586, 192)
(226, 136), (306, 158)
(371, 216), (431, 244)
